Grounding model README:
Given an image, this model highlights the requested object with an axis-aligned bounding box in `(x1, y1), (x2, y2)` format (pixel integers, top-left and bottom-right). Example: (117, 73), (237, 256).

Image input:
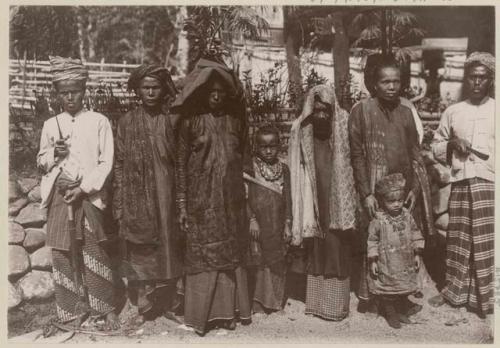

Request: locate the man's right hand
(54, 140), (69, 159)
(364, 194), (379, 219)
(449, 137), (471, 156)
(178, 208), (189, 233)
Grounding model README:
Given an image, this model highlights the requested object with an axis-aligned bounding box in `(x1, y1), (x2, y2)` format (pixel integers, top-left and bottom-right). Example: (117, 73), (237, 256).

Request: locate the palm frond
(407, 27), (426, 38)
(392, 10), (418, 27)
(226, 6), (269, 38)
(358, 25), (381, 41)
(393, 46), (417, 64)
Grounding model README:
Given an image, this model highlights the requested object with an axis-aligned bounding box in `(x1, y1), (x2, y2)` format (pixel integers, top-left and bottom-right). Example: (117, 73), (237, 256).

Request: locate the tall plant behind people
(349, 8), (425, 94)
(183, 6), (269, 71)
(349, 8), (425, 61)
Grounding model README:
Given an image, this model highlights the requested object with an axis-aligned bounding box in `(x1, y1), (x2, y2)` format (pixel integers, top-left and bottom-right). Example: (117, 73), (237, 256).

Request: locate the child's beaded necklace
(255, 156), (283, 182)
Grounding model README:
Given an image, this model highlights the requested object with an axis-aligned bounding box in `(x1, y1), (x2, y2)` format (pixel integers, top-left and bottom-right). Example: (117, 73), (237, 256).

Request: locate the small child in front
(245, 124), (292, 314)
(367, 173), (425, 329)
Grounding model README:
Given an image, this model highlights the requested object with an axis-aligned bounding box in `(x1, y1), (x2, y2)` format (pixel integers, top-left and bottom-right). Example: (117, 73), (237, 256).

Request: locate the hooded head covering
(49, 56), (88, 83)
(288, 84), (358, 246)
(128, 64), (177, 97)
(375, 173), (406, 198)
(299, 84), (336, 120)
(464, 51), (495, 75)
(171, 58), (244, 115)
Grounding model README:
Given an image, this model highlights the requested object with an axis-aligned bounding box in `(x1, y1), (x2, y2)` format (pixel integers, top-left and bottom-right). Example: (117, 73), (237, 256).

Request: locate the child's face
(256, 133), (279, 164)
(381, 190), (405, 216)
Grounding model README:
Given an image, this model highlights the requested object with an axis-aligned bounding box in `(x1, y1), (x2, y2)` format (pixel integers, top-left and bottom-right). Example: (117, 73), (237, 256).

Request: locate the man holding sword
(429, 52), (495, 318)
(37, 56), (119, 330)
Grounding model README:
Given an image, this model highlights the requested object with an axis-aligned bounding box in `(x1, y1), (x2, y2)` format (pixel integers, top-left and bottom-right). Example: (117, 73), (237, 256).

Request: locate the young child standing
(245, 125), (292, 314)
(367, 173), (425, 329)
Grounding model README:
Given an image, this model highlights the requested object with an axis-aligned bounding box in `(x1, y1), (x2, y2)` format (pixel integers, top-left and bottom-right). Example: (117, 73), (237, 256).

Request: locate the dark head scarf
(171, 58), (244, 116)
(128, 64), (177, 97)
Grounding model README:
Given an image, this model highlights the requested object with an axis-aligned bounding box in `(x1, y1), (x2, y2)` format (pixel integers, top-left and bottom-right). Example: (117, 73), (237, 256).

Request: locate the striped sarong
(441, 177), (494, 314)
(305, 275), (350, 321)
(52, 214), (118, 322)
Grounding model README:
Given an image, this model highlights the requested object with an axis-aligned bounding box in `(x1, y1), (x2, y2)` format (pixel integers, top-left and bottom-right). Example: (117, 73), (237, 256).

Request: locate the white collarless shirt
(37, 109), (114, 209)
(432, 97), (495, 183)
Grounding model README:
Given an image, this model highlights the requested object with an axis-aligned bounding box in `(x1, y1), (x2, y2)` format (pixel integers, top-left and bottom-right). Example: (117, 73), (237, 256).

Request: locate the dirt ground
(8, 279), (493, 344)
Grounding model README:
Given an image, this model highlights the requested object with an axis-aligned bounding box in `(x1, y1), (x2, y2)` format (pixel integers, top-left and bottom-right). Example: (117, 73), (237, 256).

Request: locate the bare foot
(126, 313), (145, 328)
(428, 294), (445, 307)
(225, 319), (236, 330)
(164, 311), (184, 324)
(105, 312), (121, 331)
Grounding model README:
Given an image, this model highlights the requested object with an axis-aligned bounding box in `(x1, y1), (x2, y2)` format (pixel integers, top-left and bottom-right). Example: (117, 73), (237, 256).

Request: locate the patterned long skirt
(52, 217), (117, 322)
(441, 178), (494, 313)
(183, 266), (251, 334)
(305, 275), (350, 321)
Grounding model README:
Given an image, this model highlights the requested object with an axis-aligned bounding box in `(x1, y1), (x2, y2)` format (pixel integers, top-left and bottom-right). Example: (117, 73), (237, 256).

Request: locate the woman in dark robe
(113, 65), (183, 324)
(172, 58), (251, 335)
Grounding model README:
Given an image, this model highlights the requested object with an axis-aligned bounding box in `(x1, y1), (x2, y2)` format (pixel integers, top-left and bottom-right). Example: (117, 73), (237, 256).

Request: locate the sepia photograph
(6, 2), (496, 344)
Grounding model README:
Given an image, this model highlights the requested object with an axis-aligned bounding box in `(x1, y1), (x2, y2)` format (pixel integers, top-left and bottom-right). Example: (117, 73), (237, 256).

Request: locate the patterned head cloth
(464, 52), (495, 75)
(49, 56), (88, 83)
(375, 173), (406, 197)
(128, 64), (177, 97)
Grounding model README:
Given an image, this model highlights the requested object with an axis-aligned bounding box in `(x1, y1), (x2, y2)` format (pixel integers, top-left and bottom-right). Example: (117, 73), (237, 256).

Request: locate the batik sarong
(50, 193), (117, 322)
(441, 177), (494, 313)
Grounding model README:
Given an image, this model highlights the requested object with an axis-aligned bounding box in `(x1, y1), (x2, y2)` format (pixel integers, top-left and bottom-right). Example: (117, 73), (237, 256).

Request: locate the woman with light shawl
(172, 58), (251, 335)
(113, 64), (183, 325)
(288, 84), (358, 321)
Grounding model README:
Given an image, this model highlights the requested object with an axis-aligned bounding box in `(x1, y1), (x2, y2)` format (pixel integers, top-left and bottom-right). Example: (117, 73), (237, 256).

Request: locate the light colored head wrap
(464, 52), (495, 75)
(49, 55), (88, 82)
(299, 84), (336, 120)
(288, 84), (358, 246)
(375, 173), (406, 197)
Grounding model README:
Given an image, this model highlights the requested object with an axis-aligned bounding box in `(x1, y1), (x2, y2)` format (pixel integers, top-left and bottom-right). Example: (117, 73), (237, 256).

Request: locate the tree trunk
(388, 9), (393, 56)
(87, 19), (96, 61)
(331, 12), (351, 110)
(76, 7), (86, 61)
(283, 6), (303, 113)
(175, 6), (189, 77)
(381, 8), (387, 57)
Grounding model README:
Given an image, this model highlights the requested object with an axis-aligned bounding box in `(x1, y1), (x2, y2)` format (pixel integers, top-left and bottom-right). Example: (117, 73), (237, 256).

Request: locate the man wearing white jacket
(37, 56), (119, 330)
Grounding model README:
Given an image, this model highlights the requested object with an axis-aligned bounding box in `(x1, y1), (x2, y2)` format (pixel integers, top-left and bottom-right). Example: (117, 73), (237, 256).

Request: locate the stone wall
(8, 178), (54, 311)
